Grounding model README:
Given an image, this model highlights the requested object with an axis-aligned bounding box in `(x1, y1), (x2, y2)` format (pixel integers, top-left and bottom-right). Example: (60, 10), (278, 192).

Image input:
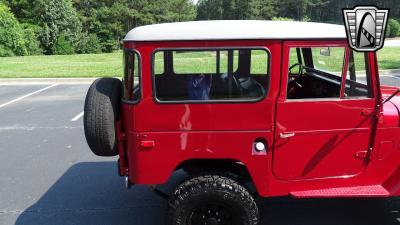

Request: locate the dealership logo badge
(343, 6), (389, 52)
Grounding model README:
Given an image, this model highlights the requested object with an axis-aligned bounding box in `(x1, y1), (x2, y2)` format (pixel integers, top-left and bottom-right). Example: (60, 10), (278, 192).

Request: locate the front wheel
(167, 175), (259, 225)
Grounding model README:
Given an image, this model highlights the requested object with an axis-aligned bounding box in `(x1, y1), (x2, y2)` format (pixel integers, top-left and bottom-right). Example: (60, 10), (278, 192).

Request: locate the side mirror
(320, 48), (331, 56)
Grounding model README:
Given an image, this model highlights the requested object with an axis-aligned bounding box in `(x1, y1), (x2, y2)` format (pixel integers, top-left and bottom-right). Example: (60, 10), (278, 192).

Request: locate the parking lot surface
(0, 76), (399, 225)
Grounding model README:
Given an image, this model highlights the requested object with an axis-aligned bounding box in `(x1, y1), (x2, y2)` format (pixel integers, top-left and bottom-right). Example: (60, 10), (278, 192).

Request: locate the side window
(153, 49), (269, 102)
(173, 51), (217, 74)
(219, 50), (239, 74)
(154, 51), (164, 75)
(345, 51), (372, 98)
(251, 50), (269, 75)
(123, 50), (140, 102)
(287, 47), (345, 99)
(312, 47), (345, 75)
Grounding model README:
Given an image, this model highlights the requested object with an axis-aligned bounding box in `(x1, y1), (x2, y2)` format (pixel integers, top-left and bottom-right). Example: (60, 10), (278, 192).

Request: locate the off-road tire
(84, 77), (122, 157)
(167, 175), (259, 225)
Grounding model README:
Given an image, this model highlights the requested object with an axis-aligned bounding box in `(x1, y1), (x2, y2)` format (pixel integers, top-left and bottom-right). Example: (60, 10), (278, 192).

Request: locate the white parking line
(0, 84), (57, 109)
(71, 111), (84, 122)
(389, 75), (400, 80)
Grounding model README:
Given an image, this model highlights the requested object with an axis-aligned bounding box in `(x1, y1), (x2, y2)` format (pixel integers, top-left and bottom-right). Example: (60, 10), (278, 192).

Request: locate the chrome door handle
(280, 132), (295, 139)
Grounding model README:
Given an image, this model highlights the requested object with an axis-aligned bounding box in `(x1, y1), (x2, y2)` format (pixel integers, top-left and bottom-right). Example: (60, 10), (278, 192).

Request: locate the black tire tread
(167, 174), (259, 225)
(84, 78), (121, 157)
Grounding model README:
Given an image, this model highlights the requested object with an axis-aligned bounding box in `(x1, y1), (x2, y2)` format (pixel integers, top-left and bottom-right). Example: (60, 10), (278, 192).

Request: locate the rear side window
(122, 50), (140, 102)
(153, 48), (270, 102)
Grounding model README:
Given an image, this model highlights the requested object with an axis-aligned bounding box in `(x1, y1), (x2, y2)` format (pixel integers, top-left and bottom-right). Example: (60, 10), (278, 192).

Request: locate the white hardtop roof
(124, 20), (346, 42)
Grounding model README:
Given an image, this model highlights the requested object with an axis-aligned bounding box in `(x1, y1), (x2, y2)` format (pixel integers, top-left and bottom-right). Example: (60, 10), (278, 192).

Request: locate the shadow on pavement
(258, 195), (400, 225)
(15, 161), (400, 225)
(15, 162), (168, 225)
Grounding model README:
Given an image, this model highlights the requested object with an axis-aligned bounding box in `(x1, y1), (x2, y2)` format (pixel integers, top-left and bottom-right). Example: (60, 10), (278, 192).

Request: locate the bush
(387, 19), (400, 37)
(302, 16), (311, 22)
(272, 17), (294, 21)
(0, 45), (14, 57)
(0, 3), (27, 56)
(74, 33), (102, 54)
(53, 34), (75, 55)
(102, 39), (117, 53)
(21, 23), (43, 55)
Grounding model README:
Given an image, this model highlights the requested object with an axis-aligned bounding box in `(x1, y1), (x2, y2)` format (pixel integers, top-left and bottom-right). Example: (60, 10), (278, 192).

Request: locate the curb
(379, 69), (400, 76)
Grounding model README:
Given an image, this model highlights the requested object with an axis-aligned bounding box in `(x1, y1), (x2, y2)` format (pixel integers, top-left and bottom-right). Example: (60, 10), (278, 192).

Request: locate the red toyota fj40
(84, 21), (400, 225)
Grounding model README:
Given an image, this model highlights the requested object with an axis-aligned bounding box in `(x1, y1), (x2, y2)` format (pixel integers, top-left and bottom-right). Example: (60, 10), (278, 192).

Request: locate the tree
(72, 0), (196, 52)
(387, 19), (400, 37)
(39, 0), (82, 54)
(0, 3), (27, 56)
(21, 23), (42, 55)
(257, 0), (278, 20)
(197, 0), (223, 20)
(0, 0), (46, 23)
(53, 33), (75, 55)
(235, 0), (258, 20)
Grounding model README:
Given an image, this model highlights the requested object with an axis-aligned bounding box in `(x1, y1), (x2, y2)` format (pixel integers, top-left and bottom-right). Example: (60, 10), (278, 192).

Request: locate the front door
(273, 41), (375, 181)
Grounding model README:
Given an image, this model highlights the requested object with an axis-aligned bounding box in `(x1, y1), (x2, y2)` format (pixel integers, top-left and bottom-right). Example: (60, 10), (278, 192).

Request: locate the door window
(345, 51), (372, 98)
(287, 47), (345, 99)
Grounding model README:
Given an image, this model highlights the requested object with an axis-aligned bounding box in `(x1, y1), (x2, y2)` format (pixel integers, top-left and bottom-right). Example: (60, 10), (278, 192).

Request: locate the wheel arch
(174, 158), (261, 195)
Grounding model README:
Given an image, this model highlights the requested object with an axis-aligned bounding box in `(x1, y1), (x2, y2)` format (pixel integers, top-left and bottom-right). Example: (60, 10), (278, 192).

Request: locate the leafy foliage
(0, 3), (27, 56)
(21, 23), (42, 55)
(72, 0), (196, 52)
(387, 19), (400, 37)
(75, 33), (102, 54)
(39, 0), (82, 54)
(1, 0), (399, 57)
(197, 0), (400, 24)
(53, 33), (75, 55)
(272, 17), (294, 21)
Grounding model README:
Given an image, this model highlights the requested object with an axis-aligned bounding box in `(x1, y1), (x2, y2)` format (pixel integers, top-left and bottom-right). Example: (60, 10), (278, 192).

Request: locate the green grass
(0, 52), (123, 78)
(0, 47), (398, 78)
(377, 47), (400, 70)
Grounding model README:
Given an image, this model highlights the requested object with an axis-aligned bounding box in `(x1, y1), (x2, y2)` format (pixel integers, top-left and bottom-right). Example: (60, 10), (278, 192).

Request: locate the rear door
(273, 41), (375, 181)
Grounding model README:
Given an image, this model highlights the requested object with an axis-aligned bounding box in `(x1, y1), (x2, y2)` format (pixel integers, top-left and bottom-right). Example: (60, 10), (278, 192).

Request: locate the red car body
(116, 22), (400, 199)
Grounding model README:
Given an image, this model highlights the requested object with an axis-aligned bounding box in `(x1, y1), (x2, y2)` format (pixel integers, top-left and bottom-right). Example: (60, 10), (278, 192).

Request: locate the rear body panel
(119, 39), (400, 198)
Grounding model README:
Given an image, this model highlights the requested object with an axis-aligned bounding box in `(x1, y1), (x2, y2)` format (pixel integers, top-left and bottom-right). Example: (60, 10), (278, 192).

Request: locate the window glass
(153, 49), (269, 102)
(345, 51), (372, 97)
(251, 50), (269, 74)
(289, 48), (303, 67)
(173, 51), (217, 74)
(154, 51), (164, 75)
(287, 47), (345, 99)
(219, 50), (239, 73)
(123, 50), (140, 102)
(312, 47), (345, 76)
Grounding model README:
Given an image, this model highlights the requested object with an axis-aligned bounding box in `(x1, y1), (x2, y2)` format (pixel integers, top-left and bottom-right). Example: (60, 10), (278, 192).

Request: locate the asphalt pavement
(0, 76), (399, 225)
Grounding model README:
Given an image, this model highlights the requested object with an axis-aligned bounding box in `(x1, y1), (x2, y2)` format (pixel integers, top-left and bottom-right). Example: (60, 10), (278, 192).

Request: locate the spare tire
(84, 77), (122, 157)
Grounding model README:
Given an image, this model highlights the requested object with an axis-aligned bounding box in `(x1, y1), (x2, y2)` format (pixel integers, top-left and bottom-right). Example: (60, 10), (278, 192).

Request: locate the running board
(290, 185), (390, 198)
